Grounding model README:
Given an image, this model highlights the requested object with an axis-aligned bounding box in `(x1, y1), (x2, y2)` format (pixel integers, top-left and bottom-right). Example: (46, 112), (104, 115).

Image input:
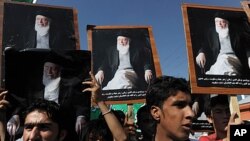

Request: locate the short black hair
(136, 105), (155, 139)
(22, 99), (66, 129)
(82, 119), (113, 141)
(146, 75), (190, 109)
(204, 95), (229, 117)
(98, 109), (125, 125)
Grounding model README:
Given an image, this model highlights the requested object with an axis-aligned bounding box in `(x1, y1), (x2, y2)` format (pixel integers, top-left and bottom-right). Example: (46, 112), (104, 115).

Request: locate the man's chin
(43, 77), (53, 85)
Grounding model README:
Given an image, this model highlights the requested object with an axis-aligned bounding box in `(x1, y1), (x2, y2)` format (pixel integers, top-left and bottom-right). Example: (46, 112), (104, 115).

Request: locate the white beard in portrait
(42, 72), (61, 87)
(35, 22), (50, 36)
(216, 24), (229, 38)
(117, 41), (130, 54)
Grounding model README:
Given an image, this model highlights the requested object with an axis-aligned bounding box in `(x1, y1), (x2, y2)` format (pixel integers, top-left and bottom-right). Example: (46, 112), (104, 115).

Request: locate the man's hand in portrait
(196, 52), (206, 68)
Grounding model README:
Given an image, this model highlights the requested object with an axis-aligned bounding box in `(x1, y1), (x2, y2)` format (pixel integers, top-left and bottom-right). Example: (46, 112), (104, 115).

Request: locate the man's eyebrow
(172, 100), (190, 105)
(24, 122), (53, 127)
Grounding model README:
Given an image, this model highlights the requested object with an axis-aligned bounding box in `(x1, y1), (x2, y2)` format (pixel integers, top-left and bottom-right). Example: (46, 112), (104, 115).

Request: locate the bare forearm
(98, 101), (127, 141)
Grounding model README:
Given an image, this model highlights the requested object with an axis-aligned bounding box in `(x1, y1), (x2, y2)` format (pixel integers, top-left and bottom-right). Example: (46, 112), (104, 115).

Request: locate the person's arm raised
(82, 72), (127, 141)
(0, 91), (9, 109)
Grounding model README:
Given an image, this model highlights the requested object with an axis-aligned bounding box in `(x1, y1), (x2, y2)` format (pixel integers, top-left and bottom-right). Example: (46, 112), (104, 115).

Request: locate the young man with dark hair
(22, 99), (67, 141)
(146, 75), (195, 141)
(199, 95), (230, 141)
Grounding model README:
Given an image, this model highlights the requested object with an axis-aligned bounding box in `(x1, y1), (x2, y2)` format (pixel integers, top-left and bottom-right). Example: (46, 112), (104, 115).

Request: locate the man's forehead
(24, 121), (54, 126)
(36, 14), (49, 19)
(117, 36), (129, 39)
(215, 17), (227, 22)
(212, 104), (229, 109)
(166, 91), (191, 103)
(25, 110), (52, 123)
(44, 62), (60, 67)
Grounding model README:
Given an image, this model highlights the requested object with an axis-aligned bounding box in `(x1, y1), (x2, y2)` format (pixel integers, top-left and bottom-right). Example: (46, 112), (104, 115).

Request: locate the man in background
(199, 95), (230, 141)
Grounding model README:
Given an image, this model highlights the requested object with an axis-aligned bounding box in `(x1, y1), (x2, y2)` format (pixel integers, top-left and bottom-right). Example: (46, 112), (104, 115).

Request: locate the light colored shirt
(36, 33), (49, 49)
(44, 77), (61, 104)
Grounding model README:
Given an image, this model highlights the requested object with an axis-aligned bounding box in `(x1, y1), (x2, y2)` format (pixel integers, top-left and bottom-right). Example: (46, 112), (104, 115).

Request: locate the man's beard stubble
(216, 26), (229, 38)
(42, 74), (54, 86)
(117, 43), (130, 54)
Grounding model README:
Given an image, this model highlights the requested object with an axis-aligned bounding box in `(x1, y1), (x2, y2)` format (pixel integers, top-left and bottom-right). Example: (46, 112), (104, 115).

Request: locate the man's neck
(154, 127), (174, 141)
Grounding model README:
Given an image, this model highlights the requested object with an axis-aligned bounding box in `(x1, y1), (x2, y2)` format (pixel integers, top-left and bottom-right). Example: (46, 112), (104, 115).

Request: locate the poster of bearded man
(87, 25), (162, 104)
(182, 3), (250, 94)
(2, 1), (79, 51)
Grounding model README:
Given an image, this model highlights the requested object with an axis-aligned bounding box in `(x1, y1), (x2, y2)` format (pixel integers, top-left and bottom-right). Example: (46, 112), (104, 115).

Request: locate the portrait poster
(182, 3), (250, 94)
(87, 25), (162, 104)
(4, 49), (91, 113)
(0, 1), (80, 88)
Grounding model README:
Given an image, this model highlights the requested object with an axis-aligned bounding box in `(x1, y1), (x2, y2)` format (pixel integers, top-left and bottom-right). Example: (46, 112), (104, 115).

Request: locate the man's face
(23, 110), (62, 141)
(117, 36), (129, 46)
(215, 17), (228, 29)
(157, 91), (194, 141)
(43, 62), (61, 80)
(36, 15), (50, 27)
(211, 104), (230, 139)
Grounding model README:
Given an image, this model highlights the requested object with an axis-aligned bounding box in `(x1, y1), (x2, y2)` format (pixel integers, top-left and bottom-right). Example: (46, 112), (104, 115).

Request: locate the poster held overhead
(87, 25), (162, 104)
(182, 3), (250, 94)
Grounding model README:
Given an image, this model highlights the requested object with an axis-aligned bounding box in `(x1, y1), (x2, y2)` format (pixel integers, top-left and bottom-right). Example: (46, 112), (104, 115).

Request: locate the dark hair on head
(146, 75), (190, 109)
(204, 95), (229, 117)
(136, 105), (155, 139)
(98, 109), (125, 125)
(113, 110), (125, 124)
(22, 99), (65, 129)
(82, 119), (113, 141)
(137, 105), (152, 125)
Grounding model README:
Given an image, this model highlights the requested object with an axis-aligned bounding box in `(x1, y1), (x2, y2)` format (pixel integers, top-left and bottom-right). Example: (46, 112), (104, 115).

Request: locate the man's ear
(58, 129), (67, 141)
(150, 105), (161, 121)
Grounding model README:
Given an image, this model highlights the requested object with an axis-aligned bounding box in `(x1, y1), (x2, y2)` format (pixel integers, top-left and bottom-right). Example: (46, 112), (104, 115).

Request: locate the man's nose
(186, 106), (195, 120)
(219, 21), (224, 26)
(47, 68), (53, 74)
(29, 127), (40, 140)
(222, 110), (231, 118)
(39, 19), (44, 25)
